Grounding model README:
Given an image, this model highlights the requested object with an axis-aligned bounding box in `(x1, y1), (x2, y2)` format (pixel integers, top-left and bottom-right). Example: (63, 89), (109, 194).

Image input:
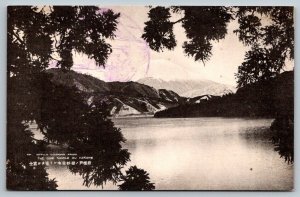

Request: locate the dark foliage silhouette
(6, 119), (57, 190)
(234, 7), (293, 88)
(271, 116), (294, 164)
(143, 6), (232, 63)
(7, 6), (155, 190)
(37, 74), (89, 144)
(7, 72), (58, 190)
(8, 6), (119, 71)
(67, 103), (130, 187)
(142, 6), (294, 87)
(118, 166), (155, 191)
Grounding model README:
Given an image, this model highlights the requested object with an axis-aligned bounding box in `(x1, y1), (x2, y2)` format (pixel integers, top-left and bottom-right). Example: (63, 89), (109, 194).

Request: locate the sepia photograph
(7, 5), (294, 191)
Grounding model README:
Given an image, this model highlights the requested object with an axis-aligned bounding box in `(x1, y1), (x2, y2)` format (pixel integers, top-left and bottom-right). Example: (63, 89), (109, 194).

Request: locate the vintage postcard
(7, 6), (294, 190)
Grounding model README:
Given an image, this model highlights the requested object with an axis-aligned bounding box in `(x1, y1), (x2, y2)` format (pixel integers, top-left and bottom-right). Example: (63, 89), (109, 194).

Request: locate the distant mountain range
(137, 77), (236, 97)
(46, 69), (240, 117)
(154, 71), (294, 118)
(47, 69), (185, 117)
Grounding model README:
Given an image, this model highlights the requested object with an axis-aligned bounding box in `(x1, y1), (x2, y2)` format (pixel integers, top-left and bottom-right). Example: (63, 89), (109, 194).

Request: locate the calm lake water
(47, 117), (293, 190)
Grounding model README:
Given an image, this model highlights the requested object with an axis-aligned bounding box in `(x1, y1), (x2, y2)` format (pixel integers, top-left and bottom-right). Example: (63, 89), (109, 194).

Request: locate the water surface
(48, 117), (293, 190)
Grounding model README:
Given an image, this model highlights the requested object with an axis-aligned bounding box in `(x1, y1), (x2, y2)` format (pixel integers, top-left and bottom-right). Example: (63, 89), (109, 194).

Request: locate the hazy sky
(71, 6), (293, 86)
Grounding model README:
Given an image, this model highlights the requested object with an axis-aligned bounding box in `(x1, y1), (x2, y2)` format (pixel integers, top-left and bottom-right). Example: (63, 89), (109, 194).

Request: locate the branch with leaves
(142, 6), (294, 87)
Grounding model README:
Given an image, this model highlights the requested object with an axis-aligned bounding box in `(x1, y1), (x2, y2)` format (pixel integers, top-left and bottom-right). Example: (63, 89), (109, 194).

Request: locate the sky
(71, 6), (294, 86)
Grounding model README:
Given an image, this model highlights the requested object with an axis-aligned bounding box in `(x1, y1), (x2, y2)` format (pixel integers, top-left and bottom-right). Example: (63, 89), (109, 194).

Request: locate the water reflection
(46, 117), (293, 190)
(271, 116), (294, 164)
(114, 117), (293, 190)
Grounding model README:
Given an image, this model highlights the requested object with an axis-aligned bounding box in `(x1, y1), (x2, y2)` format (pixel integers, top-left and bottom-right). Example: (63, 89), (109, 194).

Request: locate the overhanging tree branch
(171, 18), (185, 24)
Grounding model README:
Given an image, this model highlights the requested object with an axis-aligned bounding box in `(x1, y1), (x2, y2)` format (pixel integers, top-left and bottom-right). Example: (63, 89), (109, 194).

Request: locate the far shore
(110, 114), (155, 119)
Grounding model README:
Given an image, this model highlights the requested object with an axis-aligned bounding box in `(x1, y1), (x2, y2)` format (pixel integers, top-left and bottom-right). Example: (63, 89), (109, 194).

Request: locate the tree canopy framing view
(7, 5), (294, 191)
